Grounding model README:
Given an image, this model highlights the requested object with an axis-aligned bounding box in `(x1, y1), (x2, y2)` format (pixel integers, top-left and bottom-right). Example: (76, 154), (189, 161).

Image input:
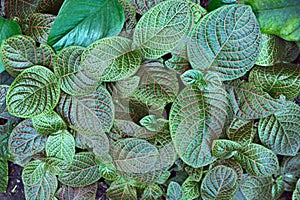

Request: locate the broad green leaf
(55, 183), (98, 200)
(108, 76), (140, 98)
(239, 0), (300, 41)
(107, 178), (137, 200)
(227, 118), (256, 145)
(235, 143), (279, 177)
(212, 139), (242, 159)
(6, 65), (60, 118)
(249, 64), (300, 100)
(53, 46), (98, 96)
(43, 157), (68, 175)
(112, 138), (159, 174)
(141, 184), (163, 200)
(169, 85), (229, 167)
(226, 80), (286, 120)
(281, 154), (300, 191)
(57, 86), (114, 133)
(181, 177), (200, 200)
(81, 36), (142, 81)
(1, 35), (54, 77)
(46, 130), (75, 163)
(98, 163), (118, 181)
(26, 13), (56, 44)
(22, 160), (46, 186)
(167, 181), (182, 200)
(58, 152), (101, 187)
(293, 179), (300, 200)
(0, 158), (8, 192)
(201, 165), (238, 200)
(24, 172), (58, 200)
(258, 101), (300, 156)
(8, 119), (46, 157)
(133, 0), (204, 59)
(188, 5), (261, 81)
(47, 0), (125, 51)
(32, 111), (67, 135)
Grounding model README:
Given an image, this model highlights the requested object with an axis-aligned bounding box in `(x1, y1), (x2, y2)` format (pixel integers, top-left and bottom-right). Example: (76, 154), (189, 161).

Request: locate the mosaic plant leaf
(227, 118), (256, 145)
(281, 154), (300, 191)
(22, 160), (46, 186)
(55, 183), (98, 200)
(107, 178), (137, 200)
(181, 177), (200, 200)
(167, 181), (182, 200)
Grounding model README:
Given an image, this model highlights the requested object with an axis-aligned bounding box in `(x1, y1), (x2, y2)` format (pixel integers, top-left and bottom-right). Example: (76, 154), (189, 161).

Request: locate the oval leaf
(22, 160), (46, 186)
(212, 139), (242, 159)
(167, 181), (182, 200)
(55, 183), (98, 200)
(227, 118), (256, 145)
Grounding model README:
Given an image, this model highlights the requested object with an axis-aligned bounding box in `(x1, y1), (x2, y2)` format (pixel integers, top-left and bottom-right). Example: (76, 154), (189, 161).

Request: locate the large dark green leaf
(47, 0), (125, 51)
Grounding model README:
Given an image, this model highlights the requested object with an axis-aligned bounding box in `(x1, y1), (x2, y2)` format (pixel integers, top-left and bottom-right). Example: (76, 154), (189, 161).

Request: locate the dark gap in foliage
(0, 118), (8, 125)
(162, 53), (172, 61)
(136, 13), (142, 22)
(200, 0), (212, 7)
(164, 103), (172, 120)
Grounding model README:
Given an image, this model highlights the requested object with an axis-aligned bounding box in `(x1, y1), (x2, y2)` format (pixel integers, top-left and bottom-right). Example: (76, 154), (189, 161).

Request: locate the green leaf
(132, 0), (203, 59)
(81, 36), (142, 81)
(22, 160), (46, 186)
(239, 0), (300, 41)
(107, 178), (137, 200)
(46, 130), (75, 163)
(249, 64), (300, 100)
(181, 177), (200, 200)
(55, 183), (98, 200)
(112, 138), (159, 174)
(108, 76), (140, 99)
(281, 154), (300, 191)
(213, 158), (244, 183)
(0, 158), (8, 192)
(57, 86), (114, 133)
(184, 166), (203, 182)
(1, 35), (54, 77)
(98, 163), (118, 181)
(0, 132), (11, 160)
(226, 80), (286, 120)
(227, 118), (256, 145)
(141, 184), (163, 200)
(235, 143), (279, 177)
(293, 179), (300, 200)
(6, 65), (60, 118)
(258, 101), (300, 156)
(4, 0), (40, 20)
(53, 46), (98, 96)
(188, 5), (261, 81)
(169, 85), (229, 167)
(26, 13), (56, 44)
(167, 181), (182, 200)
(43, 157), (69, 175)
(201, 165), (238, 200)
(206, 0), (238, 11)
(212, 139), (242, 159)
(32, 110), (67, 135)
(47, 0), (125, 51)
(58, 152), (101, 187)
(24, 172), (58, 200)
(139, 115), (165, 132)
(8, 119), (46, 158)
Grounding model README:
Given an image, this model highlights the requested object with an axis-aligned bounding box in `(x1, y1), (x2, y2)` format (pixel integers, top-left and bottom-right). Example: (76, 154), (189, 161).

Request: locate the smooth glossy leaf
(293, 179), (300, 200)
(0, 158), (8, 192)
(58, 152), (101, 187)
(181, 177), (200, 200)
(1, 35), (54, 77)
(55, 183), (98, 200)
(81, 36), (142, 81)
(201, 165), (238, 200)
(47, 0), (125, 51)
(22, 160), (46, 186)
(227, 118), (256, 145)
(6, 65), (60, 118)
(170, 85), (229, 167)
(53, 46), (98, 96)
(212, 139), (242, 159)
(281, 154), (300, 191)
(167, 181), (182, 200)
(107, 178), (137, 200)
(249, 64), (300, 100)
(57, 86), (114, 133)
(188, 5), (261, 81)
(141, 184), (163, 200)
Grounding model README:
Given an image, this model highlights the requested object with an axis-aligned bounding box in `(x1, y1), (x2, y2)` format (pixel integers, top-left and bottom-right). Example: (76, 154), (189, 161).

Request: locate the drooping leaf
(188, 5), (261, 81)
(107, 178), (137, 200)
(293, 179), (300, 200)
(6, 65), (60, 118)
(227, 118), (256, 146)
(53, 46), (98, 96)
(169, 85), (229, 167)
(57, 86), (114, 134)
(167, 181), (182, 200)
(1, 35), (54, 77)
(201, 165), (238, 200)
(81, 36), (142, 81)
(47, 0), (125, 51)
(212, 139), (242, 159)
(226, 80), (286, 120)
(55, 183), (98, 200)
(239, 0), (300, 41)
(58, 152), (101, 187)
(141, 184), (163, 200)
(249, 64), (300, 100)
(22, 160), (46, 186)
(0, 158), (8, 192)
(281, 154), (300, 191)
(181, 177), (200, 200)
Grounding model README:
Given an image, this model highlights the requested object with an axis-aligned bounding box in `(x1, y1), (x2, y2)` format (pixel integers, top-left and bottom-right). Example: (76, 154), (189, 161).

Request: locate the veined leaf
(281, 154), (300, 191)
(213, 159), (244, 183)
(181, 177), (200, 200)
(212, 139), (242, 159)
(133, 0), (204, 59)
(26, 13), (56, 44)
(4, 0), (40, 20)
(201, 165), (238, 200)
(8, 119), (46, 157)
(36, 0), (64, 15)
(0, 132), (11, 160)
(139, 115), (165, 132)
(53, 46), (98, 96)
(167, 181), (182, 200)
(127, 0), (163, 15)
(249, 64), (300, 100)
(188, 5), (261, 81)
(227, 118), (256, 145)
(55, 183), (98, 200)
(81, 36), (142, 81)
(293, 179), (300, 200)
(107, 178), (137, 200)
(184, 166), (203, 182)
(258, 101), (300, 156)
(32, 110), (67, 135)
(43, 157), (69, 175)
(58, 152), (101, 187)
(57, 86), (114, 133)
(141, 184), (163, 200)
(6, 65), (60, 118)
(108, 76), (140, 99)
(0, 158), (8, 192)
(169, 85), (229, 167)
(226, 80), (286, 120)
(1, 35), (54, 77)
(118, 0), (137, 38)
(24, 172), (58, 200)
(98, 163), (118, 181)
(22, 160), (46, 186)
(46, 130), (75, 163)
(47, 0), (125, 51)
(235, 143), (279, 177)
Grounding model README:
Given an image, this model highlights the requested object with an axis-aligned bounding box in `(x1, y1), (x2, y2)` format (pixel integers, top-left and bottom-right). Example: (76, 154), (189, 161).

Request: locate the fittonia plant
(0, 0), (299, 199)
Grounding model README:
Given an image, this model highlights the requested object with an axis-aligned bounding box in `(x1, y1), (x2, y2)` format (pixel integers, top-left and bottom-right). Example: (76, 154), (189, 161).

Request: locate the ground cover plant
(0, 0), (299, 199)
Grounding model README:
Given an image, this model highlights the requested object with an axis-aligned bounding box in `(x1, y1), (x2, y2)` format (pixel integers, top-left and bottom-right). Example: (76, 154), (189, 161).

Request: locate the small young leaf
(98, 163), (118, 181)
(281, 154), (300, 191)
(55, 183), (98, 200)
(180, 69), (206, 88)
(212, 139), (242, 159)
(227, 118), (256, 145)
(167, 181), (182, 200)
(181, 177), (200, 200)
(22, 160), (46, 186)
(139, 115), (165, 132)
(141, 184), (163, 200)
(184, 166), (203, 182)
(0, 158), (8, 192)
(107, 178), (137, 200)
